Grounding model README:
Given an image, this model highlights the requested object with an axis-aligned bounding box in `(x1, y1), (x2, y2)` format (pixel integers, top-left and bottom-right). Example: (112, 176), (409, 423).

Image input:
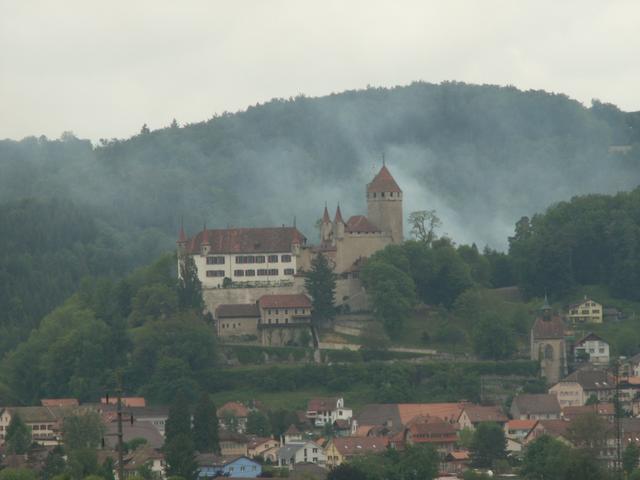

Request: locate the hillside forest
(1, 82), (640, 405)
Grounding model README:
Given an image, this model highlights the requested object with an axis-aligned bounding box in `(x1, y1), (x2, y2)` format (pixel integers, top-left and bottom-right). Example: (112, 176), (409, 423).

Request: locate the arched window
(544, 344), (554, 360)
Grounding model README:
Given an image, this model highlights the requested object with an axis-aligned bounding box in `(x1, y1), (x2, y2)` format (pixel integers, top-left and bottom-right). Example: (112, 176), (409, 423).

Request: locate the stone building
(179, 165), (405, 317)
(531, 296), (567, 385)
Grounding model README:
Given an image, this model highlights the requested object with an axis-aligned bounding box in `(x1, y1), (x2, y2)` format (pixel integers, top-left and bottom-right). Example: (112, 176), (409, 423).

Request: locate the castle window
(284, 268), (295, 275)
(544, 344), (554, 360)
(373, 193), (376, 198)
(281, 255), (292, 262)
(206, 270), (225, 277)
(235, 256), (244, 264)
(381, 192), (385, 197)
(245, 269), (255, 276)
(268, 255), (279, 263)
(268, 268), (278, 275)
(247, 255), (255, 263)
(207, 256), (225, 265)
(255, 255), (266, 263)
(257, 269), (268, 276)
(234, 270), (244, 277)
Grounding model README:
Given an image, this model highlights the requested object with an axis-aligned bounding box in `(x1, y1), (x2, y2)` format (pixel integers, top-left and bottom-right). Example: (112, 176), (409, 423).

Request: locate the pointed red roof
(334, 205), (344, 224)
(200, 228), (210, 245)
(322, 206), (331, 223)
(178, 223), (187, 243)
(367, 165), (402, 193)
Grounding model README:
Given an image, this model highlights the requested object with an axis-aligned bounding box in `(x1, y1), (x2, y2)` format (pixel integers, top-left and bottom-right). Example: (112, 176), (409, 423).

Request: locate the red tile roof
(186, 227), (306, 255)
(461, 405), (508, 424)
(215, 303), (260, 318)
(507, 419), (538, 431)
(41, 398), (79, 407)
(259, 294), (312, 309)
(101, 397), (146, 408)
(219, 402), (250, 418)
(331, 437), (389, 456)
(367, 165), (402, 193)
(334, 205), (345, 224)
(345, 215), (381, 233)
(532, 315), (565, 339)
(397, 403), (466, 424)
(307, 397), (339, 412)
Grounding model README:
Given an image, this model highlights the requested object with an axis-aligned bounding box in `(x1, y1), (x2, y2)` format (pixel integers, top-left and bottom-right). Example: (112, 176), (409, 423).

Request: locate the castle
(177, 165), (403, 342)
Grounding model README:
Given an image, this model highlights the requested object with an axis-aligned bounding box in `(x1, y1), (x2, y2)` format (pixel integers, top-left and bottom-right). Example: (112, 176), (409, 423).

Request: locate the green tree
(63, 412), (104, 450)
(305, 253), (336, 324)
(0, 469), (37, 480)
(66, 447), (98, 480)
(165, 393), (192, 445)
(408, 210), (441, 245)
(327, 463), (368, 480)
(624, 442), (640, 476)
(520, 435), (570, 480)
(192, 393), (219, 453)
(566, 412), (608, 453)
(177, 256), (204, 312)
(472, 316), (516, 360)
(396, 445), (439, 480)
(470, 422), (507, 468)
(164, 433), (198, 480)
(246, 411), (270, 437)
(42, 446), (66, 480)
(5, 413), (31, 454)
(361, 261), (416, 337)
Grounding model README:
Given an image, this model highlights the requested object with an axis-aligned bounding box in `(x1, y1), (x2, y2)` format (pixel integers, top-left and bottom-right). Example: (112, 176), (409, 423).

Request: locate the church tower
(366, 165), (403, 243)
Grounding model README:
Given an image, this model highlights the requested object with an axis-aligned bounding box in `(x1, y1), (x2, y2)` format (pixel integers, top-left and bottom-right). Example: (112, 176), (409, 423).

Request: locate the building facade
(567, 297), (603, 324)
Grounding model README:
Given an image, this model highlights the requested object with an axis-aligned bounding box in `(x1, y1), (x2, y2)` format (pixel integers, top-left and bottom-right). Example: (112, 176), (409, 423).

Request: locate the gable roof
(532, 315), (565, 339)
(575, 332), (607, 346)
(562, 403), (614, 420)
(367, 165), (402, 193)
(560, 368), (613, 390)
(307, 397), (340, 412)
(461, 405), (508, 424)
(186, 227), (306, 255)
(506, 419), (538, 432)
(536, 419), (570, 439)
(215, 303), (260, 318)
(219, 401), (250, 418)
(345, 215), (381, 233)
(330, 437), (389, 456)
(397, 403), (466, 424)
(40, 398), (79, 407)
(513, 394), (561, 415)
(285, 424), (301, 435)
(259, 294), (312, 310)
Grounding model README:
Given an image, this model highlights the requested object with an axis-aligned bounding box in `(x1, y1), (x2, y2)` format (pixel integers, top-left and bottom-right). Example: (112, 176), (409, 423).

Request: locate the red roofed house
(325, 436), (389, 467)
(219, 402), (251, 434)
(457, 405), (508, 430)
(306, 397), (352, 427)
(402, 416), (457, 454)
(257, 294), (313, 346)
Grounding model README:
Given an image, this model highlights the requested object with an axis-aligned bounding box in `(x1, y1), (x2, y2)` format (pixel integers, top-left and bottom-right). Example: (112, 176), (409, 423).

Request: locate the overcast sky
(1, 0), (639, 142)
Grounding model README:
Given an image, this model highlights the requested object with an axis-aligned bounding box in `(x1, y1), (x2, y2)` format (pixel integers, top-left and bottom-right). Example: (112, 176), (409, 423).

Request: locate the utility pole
(613, 358), (623, 479)
(103, 373), (130, 480)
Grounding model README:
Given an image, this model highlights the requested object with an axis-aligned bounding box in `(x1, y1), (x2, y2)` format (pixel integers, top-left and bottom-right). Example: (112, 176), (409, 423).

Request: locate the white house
(574, 333), (610, 366)
(177, 226), (306, 289)
(277, 441), (326, 468)
(306, 397), (352, 427)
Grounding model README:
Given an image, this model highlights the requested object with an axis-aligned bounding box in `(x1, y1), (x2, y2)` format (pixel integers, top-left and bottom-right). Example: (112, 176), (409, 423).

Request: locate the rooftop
(259, 294), (312, 310)
(215, 303), (260, 318)
(186, 227), (306, 255)
(513, 394), (561, 415)
(367, 165), (402, 193)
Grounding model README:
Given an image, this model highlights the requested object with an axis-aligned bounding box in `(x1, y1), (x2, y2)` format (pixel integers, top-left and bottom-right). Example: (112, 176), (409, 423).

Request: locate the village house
(276, 441), (326, 469)
(441, 451), (471, 476)
(218, 402), (250, 433)
(215, 303), (260, 339)
(524, 419), (571, 446)
(283, 424), (304, 444)
(566, 297), (603, 324)
(562, 403), (615, 422)
(96, 403), (169, 437)
(505, 419), (538, 442)
(219, 431), (250, 457)
(257, 294), (313, 346)
(510, 394), (561, 420)
(40, 398), (79, 408)
(548, 368), (615, 407)
(574, 332), (610, 365)
(401, 416), (458, 454)
(325, 436), (389, 467)
(196, 454), (262, 479)
(120, 446), (165, 480)
(306, 397), (352, 427)
(0, 406), (70, 447)
(104, 420), (165, 450)
(247, 436), (280, 458)
(457, 405), (508, 430)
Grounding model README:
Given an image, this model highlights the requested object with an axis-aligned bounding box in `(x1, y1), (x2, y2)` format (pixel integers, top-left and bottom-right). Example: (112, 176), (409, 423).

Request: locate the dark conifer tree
(192, 393), (220, 453)
(304, 253), (336, 324)
(165, 393), (191, 445)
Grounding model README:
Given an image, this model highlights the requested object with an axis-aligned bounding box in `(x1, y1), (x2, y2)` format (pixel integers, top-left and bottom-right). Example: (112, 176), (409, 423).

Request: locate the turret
(200, 224), (211, 256)
(541, 293), (552, 321)
(177, 219), (187, 256)
(333, 204), (345, 240)
(320, 204), (333, 245)
(366, 165), (403, 243)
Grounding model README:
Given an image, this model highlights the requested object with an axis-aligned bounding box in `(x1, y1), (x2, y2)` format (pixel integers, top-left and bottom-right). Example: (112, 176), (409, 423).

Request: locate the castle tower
(366, 165), (403, 243)
(320, 205), (333, 245)
(333, 204), (345, 241)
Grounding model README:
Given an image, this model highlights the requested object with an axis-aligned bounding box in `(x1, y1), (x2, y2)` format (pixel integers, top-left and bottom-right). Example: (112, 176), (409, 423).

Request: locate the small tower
(366, 165), (403, 243)
(333, 204), (345, 241)
(531, 295), (567, 384)
(177, 219), (188, 257)
(320, 204), (333, 245)
(200, 225), (211, 256)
